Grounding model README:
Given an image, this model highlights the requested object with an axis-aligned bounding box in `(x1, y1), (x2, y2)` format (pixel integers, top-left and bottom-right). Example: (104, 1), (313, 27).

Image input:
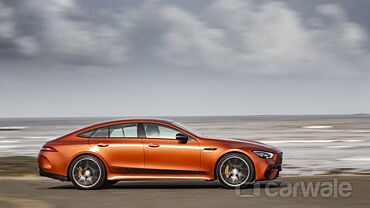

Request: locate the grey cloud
(0, 0), (369, 76)
(0, 1), (39, 58)
(0, 0), (127, 66)
(159, 0), (370, 75)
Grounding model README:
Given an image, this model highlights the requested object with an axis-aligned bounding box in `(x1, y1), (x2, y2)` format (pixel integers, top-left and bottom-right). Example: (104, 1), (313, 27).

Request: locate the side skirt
(111, 167), (206, 175)
(108, 167), (211, 181)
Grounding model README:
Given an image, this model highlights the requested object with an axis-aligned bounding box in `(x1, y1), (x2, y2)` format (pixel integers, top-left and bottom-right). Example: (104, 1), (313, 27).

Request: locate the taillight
(40, 145), (58, 152)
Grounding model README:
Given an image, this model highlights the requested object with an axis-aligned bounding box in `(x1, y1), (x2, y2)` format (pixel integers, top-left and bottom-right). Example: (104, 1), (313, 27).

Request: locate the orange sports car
(38, 118), (283, 189)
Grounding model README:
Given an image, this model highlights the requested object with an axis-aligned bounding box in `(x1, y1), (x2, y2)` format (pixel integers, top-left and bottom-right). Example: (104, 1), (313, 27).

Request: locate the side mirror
(176, 133), (188, 143)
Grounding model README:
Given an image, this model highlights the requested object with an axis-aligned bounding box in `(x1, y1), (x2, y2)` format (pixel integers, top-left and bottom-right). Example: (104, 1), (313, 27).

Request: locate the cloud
(159, 0), (370, 75)
(159, 6), (233, 69)
(0, 0), (369, 76)
(0, 1), (40, 58)
(0, 0), (126, 65)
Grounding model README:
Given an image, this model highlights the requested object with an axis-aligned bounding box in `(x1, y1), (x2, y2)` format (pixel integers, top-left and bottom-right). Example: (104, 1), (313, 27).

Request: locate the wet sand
(0, 156), (37, 176)
(0, 175), (369, 208)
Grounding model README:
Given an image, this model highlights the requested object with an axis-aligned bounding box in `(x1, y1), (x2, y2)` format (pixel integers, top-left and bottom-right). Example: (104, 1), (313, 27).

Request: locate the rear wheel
(216, 153), (254, 189)
(69, 155), (106, 190)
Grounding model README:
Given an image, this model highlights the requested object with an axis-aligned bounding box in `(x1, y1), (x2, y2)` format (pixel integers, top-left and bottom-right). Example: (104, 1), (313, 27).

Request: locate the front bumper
(264, 152), (283, 179)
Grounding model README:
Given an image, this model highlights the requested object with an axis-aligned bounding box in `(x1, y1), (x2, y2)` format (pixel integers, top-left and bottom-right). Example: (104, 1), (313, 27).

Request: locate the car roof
(95, 118), (176, 126)
(118, 117), (175, 123)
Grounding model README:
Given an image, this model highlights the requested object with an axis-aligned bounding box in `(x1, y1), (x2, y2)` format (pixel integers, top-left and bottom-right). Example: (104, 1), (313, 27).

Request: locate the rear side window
(77, 127), (109, 138)
(109, 123), (137, 138)
(91, 127), (109, 138)
(77, 129), (96, 138)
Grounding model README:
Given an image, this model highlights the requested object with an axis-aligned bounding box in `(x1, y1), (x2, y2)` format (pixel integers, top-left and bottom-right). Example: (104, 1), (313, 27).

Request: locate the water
(1, 115), (370, 175)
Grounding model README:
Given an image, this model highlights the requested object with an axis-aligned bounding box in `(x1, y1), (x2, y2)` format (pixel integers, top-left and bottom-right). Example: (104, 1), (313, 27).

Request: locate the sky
(0, 0), (370, 117)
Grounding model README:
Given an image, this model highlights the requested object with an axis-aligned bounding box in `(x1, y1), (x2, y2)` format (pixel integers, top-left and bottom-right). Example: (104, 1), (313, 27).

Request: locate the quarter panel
(38, 136), (92, 177)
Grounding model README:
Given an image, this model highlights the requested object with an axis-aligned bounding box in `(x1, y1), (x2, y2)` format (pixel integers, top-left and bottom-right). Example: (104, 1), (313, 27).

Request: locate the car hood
(201, 137), (281, 153)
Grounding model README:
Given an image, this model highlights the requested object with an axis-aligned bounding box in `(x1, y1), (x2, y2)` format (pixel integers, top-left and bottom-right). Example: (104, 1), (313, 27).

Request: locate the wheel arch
(213, 150), (256, 181)
(66, 152), (108, 181)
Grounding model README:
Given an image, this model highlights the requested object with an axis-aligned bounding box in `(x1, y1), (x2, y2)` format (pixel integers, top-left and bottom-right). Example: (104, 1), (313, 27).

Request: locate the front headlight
(253, 151), (274, 159)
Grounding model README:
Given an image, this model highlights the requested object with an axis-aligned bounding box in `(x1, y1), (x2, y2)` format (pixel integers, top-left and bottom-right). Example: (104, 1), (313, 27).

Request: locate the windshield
(171, 122), (205, 138)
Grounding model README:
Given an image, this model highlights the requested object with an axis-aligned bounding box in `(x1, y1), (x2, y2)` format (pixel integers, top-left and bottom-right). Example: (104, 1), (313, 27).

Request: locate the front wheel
(216, 153), (255, 189)
(69, 155), (107, 190)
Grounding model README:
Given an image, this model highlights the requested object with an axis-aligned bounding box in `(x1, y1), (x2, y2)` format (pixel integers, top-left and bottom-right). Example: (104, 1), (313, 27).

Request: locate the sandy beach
(0, 156), (37, 176)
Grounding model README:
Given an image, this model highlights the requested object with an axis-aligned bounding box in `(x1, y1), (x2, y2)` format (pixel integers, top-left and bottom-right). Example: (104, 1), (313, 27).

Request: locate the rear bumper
(39, 168), (68, 181)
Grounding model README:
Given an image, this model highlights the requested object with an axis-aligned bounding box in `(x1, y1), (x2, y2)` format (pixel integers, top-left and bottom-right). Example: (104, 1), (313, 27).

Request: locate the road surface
(0, 175), (369, 208)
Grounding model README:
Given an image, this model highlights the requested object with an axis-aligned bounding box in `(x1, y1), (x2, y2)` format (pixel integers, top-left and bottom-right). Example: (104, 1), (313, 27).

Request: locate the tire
(69, 155), (107, 190)
(216, 153), (255, 189)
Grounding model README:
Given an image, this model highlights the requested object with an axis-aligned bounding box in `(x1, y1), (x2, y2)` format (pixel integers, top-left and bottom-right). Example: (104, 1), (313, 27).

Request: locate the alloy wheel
(219, 156), (251, 187)
(72, 158), (102, 188)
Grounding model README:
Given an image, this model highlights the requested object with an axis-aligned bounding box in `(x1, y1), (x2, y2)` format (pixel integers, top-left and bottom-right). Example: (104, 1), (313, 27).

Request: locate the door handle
(97, 143), (109, 147)
(148, 143), (160, 148)
(203, 147), (217, 151)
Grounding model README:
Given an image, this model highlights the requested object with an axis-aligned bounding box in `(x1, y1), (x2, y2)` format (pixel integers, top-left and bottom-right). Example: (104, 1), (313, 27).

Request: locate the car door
(88, 123), (144, 171)
(142, 122), (200, 172)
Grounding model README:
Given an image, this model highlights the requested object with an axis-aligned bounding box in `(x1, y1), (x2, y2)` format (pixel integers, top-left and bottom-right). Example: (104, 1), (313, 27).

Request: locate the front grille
(276, 152), (283, 165)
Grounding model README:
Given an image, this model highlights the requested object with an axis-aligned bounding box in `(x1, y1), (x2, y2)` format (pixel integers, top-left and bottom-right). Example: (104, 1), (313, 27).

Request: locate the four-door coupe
(38, 118), (283, 189)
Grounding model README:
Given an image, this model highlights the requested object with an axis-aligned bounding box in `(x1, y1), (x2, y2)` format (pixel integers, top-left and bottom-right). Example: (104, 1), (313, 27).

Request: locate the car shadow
(48, 180), (285, 190)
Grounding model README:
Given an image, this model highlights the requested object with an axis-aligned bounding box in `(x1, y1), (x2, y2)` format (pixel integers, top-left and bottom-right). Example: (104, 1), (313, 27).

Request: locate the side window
(91, 126), (109, 138)
(109, 123), (138, 138)
(77, 129), (96, 138)
(144, 123), (182, 140)
(78, 123), (138, 138)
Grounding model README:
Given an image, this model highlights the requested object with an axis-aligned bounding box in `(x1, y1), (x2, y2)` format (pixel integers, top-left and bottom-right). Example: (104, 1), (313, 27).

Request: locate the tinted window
(77, 129), (96, 138)
(109, 123), (138, 138)
(91, 126), (109, 138)
(144, 123), (182, 140)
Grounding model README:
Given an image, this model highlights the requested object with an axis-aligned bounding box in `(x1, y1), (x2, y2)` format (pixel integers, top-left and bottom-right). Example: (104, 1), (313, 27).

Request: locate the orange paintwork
(38, 119), (282, 181)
